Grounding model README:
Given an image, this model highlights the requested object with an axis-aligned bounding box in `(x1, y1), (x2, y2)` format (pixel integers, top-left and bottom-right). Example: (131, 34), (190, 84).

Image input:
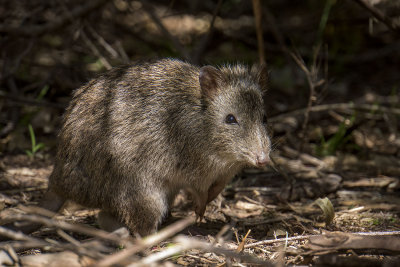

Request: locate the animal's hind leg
(98, 210), (126, 233)
(116, 192), (169, 237)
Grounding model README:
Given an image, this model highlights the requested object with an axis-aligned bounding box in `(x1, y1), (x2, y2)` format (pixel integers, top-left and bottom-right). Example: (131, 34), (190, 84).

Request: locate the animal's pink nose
(256, 152), (269, 167)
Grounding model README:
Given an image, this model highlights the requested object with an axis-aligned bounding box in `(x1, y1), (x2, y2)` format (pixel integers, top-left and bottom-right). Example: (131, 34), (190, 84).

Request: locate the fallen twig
(174, 235), (274, 266)
(129, 235), (274, 267)
(306, 231), (400, 253)
(245, 234), (313, 249)
(0, 226), (43, 243)
(96, 216), (195, 266)
(0, 226), (106, 259)
(243, 230), (400, 249)
(0, 213), (131, 245)
(269, 102), (400, 124)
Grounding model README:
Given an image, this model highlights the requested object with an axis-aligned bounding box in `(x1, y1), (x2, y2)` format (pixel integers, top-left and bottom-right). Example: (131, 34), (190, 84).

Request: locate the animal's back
(49, 59), (208, 209)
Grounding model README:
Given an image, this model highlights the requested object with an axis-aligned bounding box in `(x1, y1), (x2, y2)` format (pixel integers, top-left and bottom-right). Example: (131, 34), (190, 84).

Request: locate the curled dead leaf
(313, 197), (335, 225)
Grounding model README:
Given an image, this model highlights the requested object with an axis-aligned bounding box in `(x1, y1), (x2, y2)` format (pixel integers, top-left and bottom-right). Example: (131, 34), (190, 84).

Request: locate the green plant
(20, 85), (50, 126)
(25, 124), (45, 158)
(371, 218), (382, 226)
(316, 113), (356, 156)
(316, 0), (336, 46)
(37, 85), (49, 100)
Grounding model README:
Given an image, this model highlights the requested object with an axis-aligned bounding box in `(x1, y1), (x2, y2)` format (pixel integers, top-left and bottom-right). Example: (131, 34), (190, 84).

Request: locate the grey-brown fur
(45, 59), (271, 236)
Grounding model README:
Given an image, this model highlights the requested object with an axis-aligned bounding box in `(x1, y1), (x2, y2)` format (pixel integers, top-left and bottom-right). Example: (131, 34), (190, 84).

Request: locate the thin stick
(115, 41), (130, 64)
(252, 0), (265, 64)
(80, 30), (113, 70)
(0, 226), (40, 242)
(245, 234), (313, 249)
(174, 235), (273, 266)
(96, 216), (195, 266)
(236, 229), (251, 253)
(289, 50), (316, 144)
(191, 0), (223, 64)
(0, 226), (107, 258)
(57, 0), (113, 70)
(132, 235), (274, 266)
(139, 0), (190, 61)
(1, 213), (131, 245)
(352, 0), (399, 33)
(86, 25), (119, 58)
(244, 230), (400, 249)
(269, 102), (400, 124)
(4, 245), (19, 264)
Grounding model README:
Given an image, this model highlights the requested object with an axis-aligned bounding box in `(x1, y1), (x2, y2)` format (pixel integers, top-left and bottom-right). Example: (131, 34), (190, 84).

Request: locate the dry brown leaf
(313, 197), (335, 225)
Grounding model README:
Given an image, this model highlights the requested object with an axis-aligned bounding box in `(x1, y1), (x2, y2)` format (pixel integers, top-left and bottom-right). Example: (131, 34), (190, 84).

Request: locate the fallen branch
(306, 231), (400, 253)
(269, 102), (400, 123)
(243, 230), (400, 249)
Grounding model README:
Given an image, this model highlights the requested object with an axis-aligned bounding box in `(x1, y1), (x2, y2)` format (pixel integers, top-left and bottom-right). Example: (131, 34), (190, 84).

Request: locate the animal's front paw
(194, 203), (206, 220)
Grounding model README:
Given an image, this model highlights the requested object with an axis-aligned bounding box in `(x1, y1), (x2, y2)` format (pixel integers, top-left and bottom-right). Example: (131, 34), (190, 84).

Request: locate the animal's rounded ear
(252, 62), (269, 93)
(199, 66), (224, 98)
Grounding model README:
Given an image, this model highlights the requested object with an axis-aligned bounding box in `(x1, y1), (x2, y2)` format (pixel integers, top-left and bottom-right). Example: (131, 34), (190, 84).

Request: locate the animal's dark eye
(262, 115), (268, 124)
(225, 114), (238, 124)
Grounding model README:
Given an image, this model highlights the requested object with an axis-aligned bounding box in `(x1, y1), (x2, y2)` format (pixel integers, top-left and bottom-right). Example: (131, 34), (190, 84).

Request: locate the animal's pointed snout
(256, 151), (270, 167)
